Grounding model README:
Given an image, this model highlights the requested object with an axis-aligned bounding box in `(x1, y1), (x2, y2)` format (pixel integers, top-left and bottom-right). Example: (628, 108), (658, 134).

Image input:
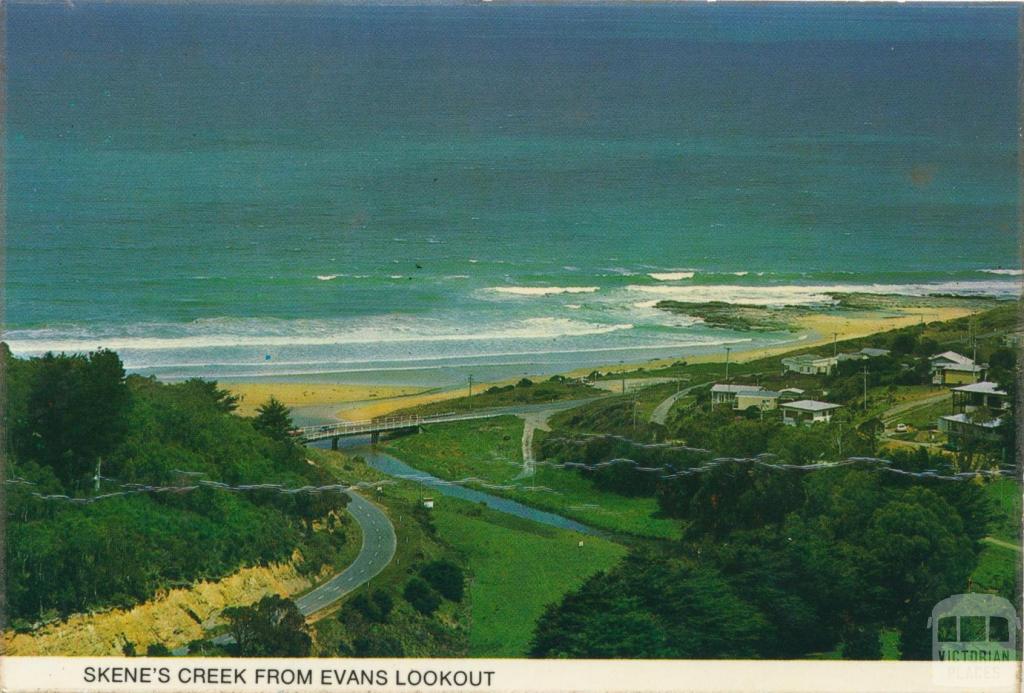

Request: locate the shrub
(420, 560), (465, 602)
(404, 577), (442, 615)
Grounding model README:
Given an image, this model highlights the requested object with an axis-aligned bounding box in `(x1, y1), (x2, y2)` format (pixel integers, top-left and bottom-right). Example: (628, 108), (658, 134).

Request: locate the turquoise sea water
(5, 3), (1020, 385)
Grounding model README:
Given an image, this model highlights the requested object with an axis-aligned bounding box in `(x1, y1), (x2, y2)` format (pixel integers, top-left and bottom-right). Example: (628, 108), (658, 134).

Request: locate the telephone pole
(862, 365), (869, 412)
(468, 374), (473, 398)
(833, 332), (838, 357)
(725, 347), (732, 383)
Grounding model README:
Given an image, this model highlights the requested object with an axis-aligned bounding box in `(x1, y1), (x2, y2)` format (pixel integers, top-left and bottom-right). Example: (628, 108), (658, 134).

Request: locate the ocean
(4, 3), (1020, 386)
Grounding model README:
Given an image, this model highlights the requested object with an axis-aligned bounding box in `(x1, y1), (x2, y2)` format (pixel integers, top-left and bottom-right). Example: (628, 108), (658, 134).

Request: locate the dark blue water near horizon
(5, 3), (1019, 385)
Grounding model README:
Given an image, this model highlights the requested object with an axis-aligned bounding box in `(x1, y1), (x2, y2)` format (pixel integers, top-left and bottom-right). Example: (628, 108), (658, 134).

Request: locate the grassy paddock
(384, 417), (682, 539)
(433, 502), (626, 657)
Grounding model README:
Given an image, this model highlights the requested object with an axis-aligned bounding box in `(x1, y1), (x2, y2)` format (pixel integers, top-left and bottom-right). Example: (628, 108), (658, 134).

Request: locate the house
(710, 384), (779, 411)
(421, 498), (435, 509)
(951, 381), (1011, 414)
(781, 354), (838, 376)
(778, 387), (805, 402)
(781, 399), (842, 426)
(939, 413), (1004, 448)
(930, 351), (986, 386)
(735, 389), (781, 412)
(859, 347), (891, 358)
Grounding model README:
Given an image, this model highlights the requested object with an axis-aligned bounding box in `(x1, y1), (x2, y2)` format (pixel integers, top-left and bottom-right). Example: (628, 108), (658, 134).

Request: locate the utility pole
(862, 365), (868, 412)
(622, 375), (626, 394)
(632, 393), (638, 431)
(468, 374), (474, 398)
(833, 332), (838, 357)
(725, 347), (732, 383)
(94, 458), (102, 494)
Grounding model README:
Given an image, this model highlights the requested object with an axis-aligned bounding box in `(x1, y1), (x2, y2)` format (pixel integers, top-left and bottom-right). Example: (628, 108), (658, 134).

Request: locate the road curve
(294, 490), (397, 616)
(650, 383), (704, 425)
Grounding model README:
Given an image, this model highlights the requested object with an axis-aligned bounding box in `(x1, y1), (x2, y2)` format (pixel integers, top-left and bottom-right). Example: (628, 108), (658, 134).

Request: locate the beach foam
(626, 280), (1020, 306)
(488, 286), (600, 296)
(647, 271), (695, 281)
(4, 317), (634, 355)
(980, 268), (1023, 276)
(315, 274), (340, 281)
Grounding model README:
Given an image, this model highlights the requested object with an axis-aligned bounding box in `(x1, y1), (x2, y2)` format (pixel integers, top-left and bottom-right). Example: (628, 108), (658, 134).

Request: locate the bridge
(294, 410), (508, 447)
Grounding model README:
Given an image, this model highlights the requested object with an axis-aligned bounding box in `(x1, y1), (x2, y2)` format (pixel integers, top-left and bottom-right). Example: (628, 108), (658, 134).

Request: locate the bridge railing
(294, 411), (468, 440)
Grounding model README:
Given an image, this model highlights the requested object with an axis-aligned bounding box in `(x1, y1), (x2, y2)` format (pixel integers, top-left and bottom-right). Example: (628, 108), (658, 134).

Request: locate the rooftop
(941, 413), (1002, 429)
(781, 354), (834, 364)
(952, 381), (1008, 396)
(860, 348), (891, 357)
(781, 399), (842, 412)
(930, 351), (975, 366)
(941, 362), (986, 373)
(711, 384), (766, 394)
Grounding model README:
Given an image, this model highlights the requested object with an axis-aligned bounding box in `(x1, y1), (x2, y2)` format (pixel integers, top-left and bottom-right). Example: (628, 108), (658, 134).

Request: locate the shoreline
(221, 300), (989, 423)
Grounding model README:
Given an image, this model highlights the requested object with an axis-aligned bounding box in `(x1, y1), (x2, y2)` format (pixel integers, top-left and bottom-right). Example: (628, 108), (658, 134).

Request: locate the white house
(781, 399), (842, 426)
(710, 384), (780, 411)
(781, 354), (838, 376)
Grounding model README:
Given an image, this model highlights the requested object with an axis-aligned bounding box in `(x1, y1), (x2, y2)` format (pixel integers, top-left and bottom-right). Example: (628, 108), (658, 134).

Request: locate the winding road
(649, 382), (704, 425)
(294, 490), (396, 616)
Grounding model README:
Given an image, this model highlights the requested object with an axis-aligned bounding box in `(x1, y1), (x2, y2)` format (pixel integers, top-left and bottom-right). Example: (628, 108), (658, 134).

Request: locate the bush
(420, 560), (465, 602)
(403, 577), (442, 615)
(146, 643), (172, 657)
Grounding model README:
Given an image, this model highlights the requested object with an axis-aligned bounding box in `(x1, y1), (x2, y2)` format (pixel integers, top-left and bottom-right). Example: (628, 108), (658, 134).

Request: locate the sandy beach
(225, 382), (429, 417)
(221, 302), (984, 424)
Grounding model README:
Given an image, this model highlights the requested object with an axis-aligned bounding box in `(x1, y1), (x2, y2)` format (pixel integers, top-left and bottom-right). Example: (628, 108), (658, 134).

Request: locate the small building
(736, 389), (781, 412)
(710, 384), (779, 411)
(930, 351), (987, 386)
(859, 347), (891, 358)
(778, 387), (805, 402)
(781, 399), (842, 426)
(421, 498), (435, 509)
(951, 381), (1011, 414)
(781, 353), (837, 376)
(939, 413), (1004, 448)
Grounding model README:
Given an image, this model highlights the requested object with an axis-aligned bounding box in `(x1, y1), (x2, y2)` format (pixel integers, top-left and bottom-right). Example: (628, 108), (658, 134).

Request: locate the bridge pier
(331, 436), (339, 450)
(370, 431), (380, 445)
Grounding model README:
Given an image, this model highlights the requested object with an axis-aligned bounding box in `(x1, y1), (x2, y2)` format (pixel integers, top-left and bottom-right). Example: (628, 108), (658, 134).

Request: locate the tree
(890, 332), (918, 357)
(420, 560), (465, 602)
(253, 396), (294, 442)
(178, 378), (239, 412)
(403, 577), (442, 615)
(529, 553), (768, 659)
(15, 350), (129, 489)
(146, 643), (172, 656)
(226, 595), (312, 657)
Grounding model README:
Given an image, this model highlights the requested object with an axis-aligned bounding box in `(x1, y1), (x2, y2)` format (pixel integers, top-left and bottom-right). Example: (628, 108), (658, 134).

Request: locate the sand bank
(225, 382), (427, 417)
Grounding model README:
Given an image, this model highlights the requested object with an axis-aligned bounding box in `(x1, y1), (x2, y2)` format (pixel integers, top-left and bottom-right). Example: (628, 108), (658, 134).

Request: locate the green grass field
(433, 503), (627, 657)
(310, 447), (626, 657)
(984, 478), (1021, 544)
(385, 417), (682, 539)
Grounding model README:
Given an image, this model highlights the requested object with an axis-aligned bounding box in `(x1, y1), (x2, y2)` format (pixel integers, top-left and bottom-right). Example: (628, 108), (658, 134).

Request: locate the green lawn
(385, 417), (682, 539)
(433, 503), (627, 657)
(389, 378), (601, 417)
(984, 479), (1021, 544)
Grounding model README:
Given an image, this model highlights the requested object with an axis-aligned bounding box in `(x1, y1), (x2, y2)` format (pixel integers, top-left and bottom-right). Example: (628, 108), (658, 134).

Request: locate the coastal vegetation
(4, 301), (1018, 659)
(4, 348), (352, 629)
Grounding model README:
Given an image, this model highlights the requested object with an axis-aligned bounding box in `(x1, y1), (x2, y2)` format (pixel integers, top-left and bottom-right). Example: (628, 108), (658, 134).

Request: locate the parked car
(895, 423), (909, 433)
